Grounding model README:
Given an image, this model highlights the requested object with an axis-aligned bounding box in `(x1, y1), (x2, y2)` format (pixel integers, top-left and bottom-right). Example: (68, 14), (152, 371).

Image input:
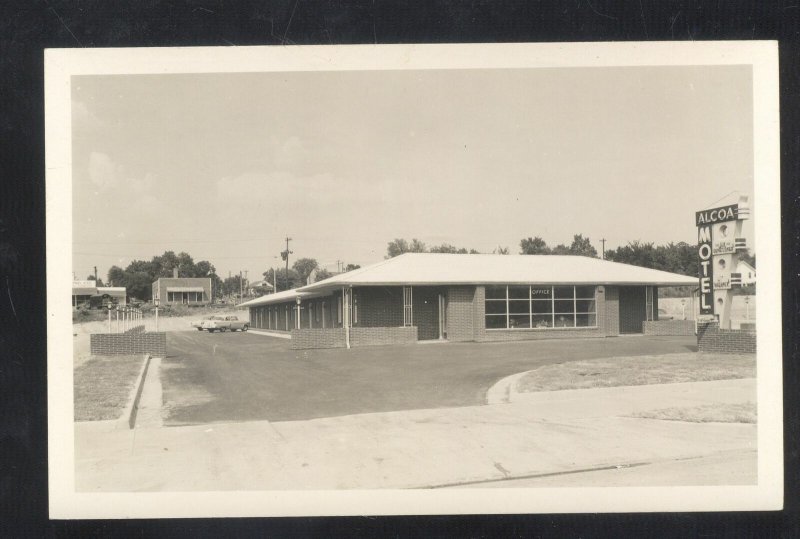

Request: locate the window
(485, 285), (597, 330)
(403, 286), (413, 326)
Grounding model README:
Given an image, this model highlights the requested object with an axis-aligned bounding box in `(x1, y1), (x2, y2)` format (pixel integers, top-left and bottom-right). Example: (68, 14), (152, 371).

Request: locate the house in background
(734, 259), (756, 285)
(247, 279), (274, 296)
(72, 279), (127, 309)
(152, 268), (212, 306)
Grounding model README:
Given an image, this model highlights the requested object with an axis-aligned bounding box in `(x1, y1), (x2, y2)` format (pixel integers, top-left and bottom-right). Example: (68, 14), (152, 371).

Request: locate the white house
(735, 259), (756, 285)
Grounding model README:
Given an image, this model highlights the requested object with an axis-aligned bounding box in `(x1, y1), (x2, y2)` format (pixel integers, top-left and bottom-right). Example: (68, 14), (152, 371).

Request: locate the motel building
(238, 253), (696, 350)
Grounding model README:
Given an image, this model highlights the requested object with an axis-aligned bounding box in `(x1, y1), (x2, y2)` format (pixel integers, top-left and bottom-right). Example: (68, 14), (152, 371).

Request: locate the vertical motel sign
(695, 195), (750, 327)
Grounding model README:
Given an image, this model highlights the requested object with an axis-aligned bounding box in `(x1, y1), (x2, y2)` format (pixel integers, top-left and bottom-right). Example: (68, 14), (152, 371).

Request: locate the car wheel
(242, 326), (248, 332)
(208, 328), (215, 333)
(196, 327), (203, 331)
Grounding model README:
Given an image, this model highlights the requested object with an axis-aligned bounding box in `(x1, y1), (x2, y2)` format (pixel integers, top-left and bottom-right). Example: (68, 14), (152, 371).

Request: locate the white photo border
(46, 41), (782, 518)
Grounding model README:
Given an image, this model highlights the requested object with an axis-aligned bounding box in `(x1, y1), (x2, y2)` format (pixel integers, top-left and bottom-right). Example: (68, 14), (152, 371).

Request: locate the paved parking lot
(161, 331), (697, 424)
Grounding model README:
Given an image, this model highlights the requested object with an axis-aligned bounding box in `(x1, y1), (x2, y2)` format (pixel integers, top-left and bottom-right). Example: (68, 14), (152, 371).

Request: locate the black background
(1, 1), (798, 536)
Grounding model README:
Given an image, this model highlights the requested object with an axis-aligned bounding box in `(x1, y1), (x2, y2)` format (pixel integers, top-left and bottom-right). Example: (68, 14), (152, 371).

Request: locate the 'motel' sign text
(696, 204), (739, 314)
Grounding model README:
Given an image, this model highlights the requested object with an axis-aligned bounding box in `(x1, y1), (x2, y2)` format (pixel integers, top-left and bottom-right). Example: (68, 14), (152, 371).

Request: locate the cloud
(217, 171), (342, 207)
(87, 151), (121, 189)
(272, 135), (308, 170)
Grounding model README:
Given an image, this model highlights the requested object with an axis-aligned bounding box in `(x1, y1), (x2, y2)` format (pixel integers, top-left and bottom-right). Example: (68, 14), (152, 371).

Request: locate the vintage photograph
(46, 42), (782, 517)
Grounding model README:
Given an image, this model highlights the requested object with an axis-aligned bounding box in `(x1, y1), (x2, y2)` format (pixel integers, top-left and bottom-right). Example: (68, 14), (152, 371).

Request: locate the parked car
(657, 308), (675, 321)
(200, 315), (249, 333)
(191, 316), (216, 330)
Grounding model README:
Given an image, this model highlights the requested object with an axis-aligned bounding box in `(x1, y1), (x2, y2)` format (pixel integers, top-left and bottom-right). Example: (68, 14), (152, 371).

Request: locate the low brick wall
(350, 326), (418, 347)
(290, 328), (346, 349)
(643, 320), (695, 336)
(90, 332), (167, 356)
(697, 321), (756, 354)
(479, 327), (603, 343)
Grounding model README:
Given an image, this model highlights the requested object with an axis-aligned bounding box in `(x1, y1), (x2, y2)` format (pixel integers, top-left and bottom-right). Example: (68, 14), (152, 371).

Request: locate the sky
(71, 65), (754, 282)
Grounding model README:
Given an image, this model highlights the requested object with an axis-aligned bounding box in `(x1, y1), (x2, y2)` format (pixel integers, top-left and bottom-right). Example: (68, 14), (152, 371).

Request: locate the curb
(485, 370), (534, 405)
(247, 329), (291, 339)
(116, 353), (152, 430)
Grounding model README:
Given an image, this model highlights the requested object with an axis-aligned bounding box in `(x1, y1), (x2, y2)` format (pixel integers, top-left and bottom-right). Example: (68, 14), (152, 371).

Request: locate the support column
(343, 287), (351, 349)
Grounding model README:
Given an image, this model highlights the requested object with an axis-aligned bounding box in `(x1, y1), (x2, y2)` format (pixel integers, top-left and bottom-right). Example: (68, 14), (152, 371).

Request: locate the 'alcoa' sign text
(695, 204), (738, 226)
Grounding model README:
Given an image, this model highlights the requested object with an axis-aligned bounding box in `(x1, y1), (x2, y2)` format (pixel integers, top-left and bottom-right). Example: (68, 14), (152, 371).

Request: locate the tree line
(104, 251), (362, 301)
(103, 236), (755, 301)
(386, 235), (755, 278)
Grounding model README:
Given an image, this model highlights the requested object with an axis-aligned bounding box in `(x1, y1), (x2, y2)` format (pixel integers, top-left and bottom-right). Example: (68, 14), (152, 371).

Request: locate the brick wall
(697, 321), (756, 353)
(350, 326), (418, 346)
(473, 286), (486, 341)
(643, 320), (695, 336)
(354, 287), (404, 328)
(90, 332), (167, 356)
(289, 326), (418, 348)
(604, 286), (620, 336)
(446, 286), (475, 342)
(618, 286), (647, 334)
(290, 327), (346, 349)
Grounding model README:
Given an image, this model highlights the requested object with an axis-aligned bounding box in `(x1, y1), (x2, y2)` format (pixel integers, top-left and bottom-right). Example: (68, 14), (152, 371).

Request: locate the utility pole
(281, 237), (293, 289)
(239, 270), (243, 302)
(94, 266), (98, 282)
(600, 238), (606, 260)
(244, 270), (248, 297)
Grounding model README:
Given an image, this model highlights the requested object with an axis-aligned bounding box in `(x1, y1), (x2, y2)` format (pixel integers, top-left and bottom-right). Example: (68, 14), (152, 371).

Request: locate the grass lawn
(516, 352), (755, 393)
(74, 354), (146, 421)
(631, 402), (757, 424)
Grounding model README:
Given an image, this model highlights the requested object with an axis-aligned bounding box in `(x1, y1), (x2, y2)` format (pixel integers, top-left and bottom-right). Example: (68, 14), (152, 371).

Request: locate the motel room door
(413, 287), (445, 340)
(618, 286), (647, 334)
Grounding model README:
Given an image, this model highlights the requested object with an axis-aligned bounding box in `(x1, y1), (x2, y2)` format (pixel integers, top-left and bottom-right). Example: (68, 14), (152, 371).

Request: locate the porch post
(343, 287), (350, 349)
(295, 297), (301, 329)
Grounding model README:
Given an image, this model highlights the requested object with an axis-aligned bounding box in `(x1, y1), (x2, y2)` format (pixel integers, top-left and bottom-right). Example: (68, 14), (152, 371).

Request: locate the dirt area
(515, 352), (755, 392)
(74, 354), (146, 421)
(72, 312), (247, 336)
(631, 402), (757, 423)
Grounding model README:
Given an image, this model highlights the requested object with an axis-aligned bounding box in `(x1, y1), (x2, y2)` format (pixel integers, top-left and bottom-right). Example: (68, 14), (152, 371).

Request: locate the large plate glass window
(484, 285), (597, 330)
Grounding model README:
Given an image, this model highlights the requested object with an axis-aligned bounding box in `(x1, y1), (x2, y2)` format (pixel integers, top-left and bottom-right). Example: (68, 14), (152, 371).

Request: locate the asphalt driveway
(161, 331), (696, 424)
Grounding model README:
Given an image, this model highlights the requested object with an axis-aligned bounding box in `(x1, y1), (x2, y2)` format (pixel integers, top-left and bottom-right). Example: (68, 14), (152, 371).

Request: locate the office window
(485, 285), (597, 330)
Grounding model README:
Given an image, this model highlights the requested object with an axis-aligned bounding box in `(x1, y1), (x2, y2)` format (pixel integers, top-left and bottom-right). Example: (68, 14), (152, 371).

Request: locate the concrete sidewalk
(75, 378), (756, 491)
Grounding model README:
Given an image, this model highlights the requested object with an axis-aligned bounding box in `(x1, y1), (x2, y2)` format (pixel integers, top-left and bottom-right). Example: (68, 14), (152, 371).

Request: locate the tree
(107, 265), (125, 287)
(386, 238), (409, 258)
(493, 246), (509, 255)
(106, 251), (223, 300)
(344, 263), (361, 271)
(292, 258), (319, 284)
(409, 238), (426, 252)
(315, 269), (334, 281)
(429, 243), (479, 254)
(222, 275), (243, 297)
(263, 267), (301, 291)
(429, 243), (460, 254)
(520, 237), (550, 254)
(568, 234), (598, 257)
(386, 238), (427, 257)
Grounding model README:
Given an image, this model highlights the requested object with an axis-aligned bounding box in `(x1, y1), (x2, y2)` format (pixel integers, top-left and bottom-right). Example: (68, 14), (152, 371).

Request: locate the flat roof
(166, 286), (205, 292)
(238, 253), (696, 307)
